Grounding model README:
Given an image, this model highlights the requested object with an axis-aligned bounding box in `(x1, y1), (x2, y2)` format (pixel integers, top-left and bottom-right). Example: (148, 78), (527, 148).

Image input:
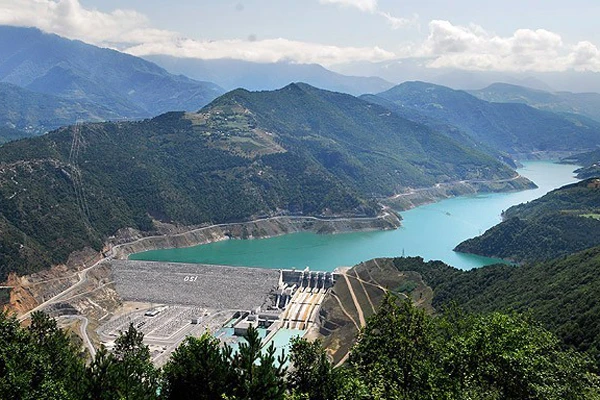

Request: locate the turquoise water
(264, 328), (305, 367)
(264, 328), (305, 353)
(215, 327), (268, 354)
(130, 161), (579, 270)
(214, 326), (303, 364)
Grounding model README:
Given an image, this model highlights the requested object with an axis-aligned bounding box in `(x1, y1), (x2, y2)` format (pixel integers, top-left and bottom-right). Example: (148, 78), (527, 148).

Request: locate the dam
(98, 260), (337, 364)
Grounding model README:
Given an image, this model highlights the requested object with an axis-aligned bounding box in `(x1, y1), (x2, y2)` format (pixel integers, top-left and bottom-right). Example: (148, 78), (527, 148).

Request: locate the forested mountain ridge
(370, 81), (600, 155)
(0, 26), (224, 137)
(360, 92), (517, 166)
(455, 178), (600, 262)
(0, 83), (526, 280)
(470, 82), (600, 122)
(561, 149), (600, 179)
(0, 82), (113, 139)
(388, 250), (600, 366)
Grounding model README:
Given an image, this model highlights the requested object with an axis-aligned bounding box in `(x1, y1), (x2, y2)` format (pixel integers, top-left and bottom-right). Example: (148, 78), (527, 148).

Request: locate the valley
(2, 160), (579, 369)
(130, 161), (577, 270)
(3, 2), (600, 397)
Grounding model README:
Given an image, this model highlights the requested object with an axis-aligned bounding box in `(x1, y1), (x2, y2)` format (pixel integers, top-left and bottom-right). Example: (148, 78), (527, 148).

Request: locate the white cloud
(125, 37), (396, 66)
(319, 0), (414, 30)
(569, 41), (600, 70)
(0, 0), (395, 66)
(1, 0), (599, 72)
(0, 0), (173, 45)
(319, 0), (378, 13)
(420, 20), (600, 72)
(377, 11), (414, 30)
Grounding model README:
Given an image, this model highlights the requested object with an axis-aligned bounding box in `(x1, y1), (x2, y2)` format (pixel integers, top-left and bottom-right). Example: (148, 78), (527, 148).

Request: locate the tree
(85, 346), (119, 400)
(111, 323), (159, 400)
(231, 325), (287, 400)
(0, 311), (86, 400)
(349, 294), (442, 399)
(439, 311), (600, 399)
(161, 333), (235, 399)
(287, 338), (341, 400)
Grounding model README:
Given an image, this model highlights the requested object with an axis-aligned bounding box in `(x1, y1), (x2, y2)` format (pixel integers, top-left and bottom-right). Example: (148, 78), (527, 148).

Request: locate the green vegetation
(0, 311), (87, 399)
(390, 252), (600, 366)
(0, 26), (224, 138)
(0, 126), (34, 144)
(0, 83), (522, 280)
(370, 81), (600, 155)
(562, 149), (600, 167)
(561, 149), (600, 179)
(0, 288), (9, 306)
(349, 295), (599, 399)
(469, 82), (600, 123)
(576, 166), (600, 179)
(455, 178), (600, 262)
(2, 297), (598, 399)
(0, 82), (111, 138)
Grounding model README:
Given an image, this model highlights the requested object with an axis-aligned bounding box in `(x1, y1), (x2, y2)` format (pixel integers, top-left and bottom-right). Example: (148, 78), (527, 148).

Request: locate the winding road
(58, 315), (96, 359)
(18, 254), (110, 322)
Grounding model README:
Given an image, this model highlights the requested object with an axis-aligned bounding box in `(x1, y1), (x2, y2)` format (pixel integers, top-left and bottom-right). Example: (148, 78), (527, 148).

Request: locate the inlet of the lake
(130, 161), (578, 270)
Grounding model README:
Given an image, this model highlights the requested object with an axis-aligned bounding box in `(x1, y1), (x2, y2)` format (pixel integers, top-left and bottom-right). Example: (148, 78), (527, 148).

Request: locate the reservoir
(130, 161), (579, 270)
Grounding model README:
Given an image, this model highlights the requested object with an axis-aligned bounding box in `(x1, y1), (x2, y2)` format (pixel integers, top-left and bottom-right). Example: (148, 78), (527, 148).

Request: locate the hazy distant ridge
(0, 26), (225, 140)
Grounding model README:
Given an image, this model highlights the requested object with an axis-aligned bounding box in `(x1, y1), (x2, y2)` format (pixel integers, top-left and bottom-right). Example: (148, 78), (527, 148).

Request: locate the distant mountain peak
(143, 54), (395, 96)
(0, 25), (225, 140)
(371, 80), (600, 155)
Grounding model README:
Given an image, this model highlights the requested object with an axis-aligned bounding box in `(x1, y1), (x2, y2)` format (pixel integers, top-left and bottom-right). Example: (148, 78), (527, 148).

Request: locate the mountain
(333, 58), (600, 93)
(370, 81), (600, 156)
(332, 58), (556, 91)
(389, 250), (600, 364)
(469, 83), (600, 122)
(455, 179), (600, 262)
(0, 82), (115, 136)
(0, 26), (225, 133)
(563, 149), (600, 167)
(561, 149), (600, 179)
(360, 93), (516, 166)
(0, 83), (527, 280)
(144, 56), (394, 95)
(0, 126), (30, 144)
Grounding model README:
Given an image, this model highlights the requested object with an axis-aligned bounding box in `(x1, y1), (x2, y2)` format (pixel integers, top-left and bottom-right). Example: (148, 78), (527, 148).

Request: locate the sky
(1, 0), (599, 73)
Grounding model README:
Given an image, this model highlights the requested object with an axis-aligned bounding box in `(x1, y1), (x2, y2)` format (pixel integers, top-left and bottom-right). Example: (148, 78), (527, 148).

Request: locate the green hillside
(0, 84), (524, 280)
(470, 82), (600, 122)
(455, 179), (600, 262)
(0, 26), (224, 135)
(372, 81), (600, 155)
(0, 126), (31, 144)
(0, 82), (113, 137)
(389, 250), (600, 365)
(562, 149), (600, 179)
(360, 93), (517, 167)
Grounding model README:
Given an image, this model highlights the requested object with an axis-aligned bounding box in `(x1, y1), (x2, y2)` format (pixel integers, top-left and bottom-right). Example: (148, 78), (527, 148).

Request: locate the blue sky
(1, 0), (599, 72)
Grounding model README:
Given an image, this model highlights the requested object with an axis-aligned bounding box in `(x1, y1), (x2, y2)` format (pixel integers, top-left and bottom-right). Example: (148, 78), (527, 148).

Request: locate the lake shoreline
(117, 211), (402, 260)
(127, 161), (579, 271)
(122, 176), (535, 262)
(381, 175), (536, 211)
(3, 161), (577, 316)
